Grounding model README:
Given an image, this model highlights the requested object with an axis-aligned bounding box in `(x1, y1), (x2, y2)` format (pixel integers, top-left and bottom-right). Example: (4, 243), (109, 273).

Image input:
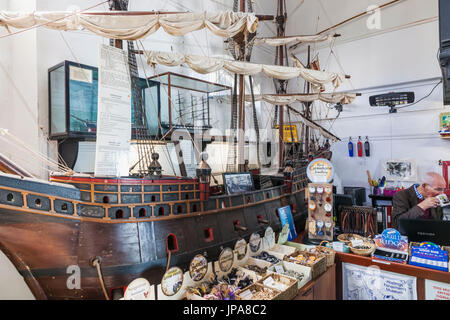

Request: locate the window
(6, 193), (14, 202)
(166, 234), (178, 252)
(35, 198), (42, 207)
(204, 228), (213, 242)
(139, 208), (146, 218)
(103, 196), (109, 204)
(158, 207), (164, 216)
(177, 205), (183, 214)
(115, 209), (124, 219)
(192, 204), (198, 212)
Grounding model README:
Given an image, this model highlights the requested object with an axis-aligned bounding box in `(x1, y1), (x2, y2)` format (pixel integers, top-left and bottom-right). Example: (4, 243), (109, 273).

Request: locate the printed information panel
(95, 44), (131, 177)
(342, 262), (417, 300)
(425, 279), (450, 300)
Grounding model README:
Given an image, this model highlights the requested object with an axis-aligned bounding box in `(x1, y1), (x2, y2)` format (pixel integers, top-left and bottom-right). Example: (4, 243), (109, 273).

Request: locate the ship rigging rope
(0, 129), (73, 175)
(134, 40), (178, 176)
(92, 258), (110, 300)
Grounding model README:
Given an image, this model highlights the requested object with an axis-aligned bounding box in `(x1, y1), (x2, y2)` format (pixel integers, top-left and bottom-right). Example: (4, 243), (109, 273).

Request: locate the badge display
(124, 278), (152, 300)
(234, 238), (248, 261)
(218, 247), (234, 273)
(249, 232), (262, 253)
(189, 254), (208, 282)
(161, 267), (184, 296)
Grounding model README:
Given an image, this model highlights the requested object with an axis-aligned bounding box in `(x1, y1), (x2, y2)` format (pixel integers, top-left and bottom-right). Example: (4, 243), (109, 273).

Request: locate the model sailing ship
(0, 0), (357, 299)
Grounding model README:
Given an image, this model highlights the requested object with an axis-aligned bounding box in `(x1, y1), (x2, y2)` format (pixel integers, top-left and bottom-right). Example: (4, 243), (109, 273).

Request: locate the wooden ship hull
(0, 169), (307, 299)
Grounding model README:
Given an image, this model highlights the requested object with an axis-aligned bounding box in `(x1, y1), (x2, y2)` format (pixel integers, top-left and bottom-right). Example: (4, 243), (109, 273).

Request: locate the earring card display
(306, 183), (334, 241)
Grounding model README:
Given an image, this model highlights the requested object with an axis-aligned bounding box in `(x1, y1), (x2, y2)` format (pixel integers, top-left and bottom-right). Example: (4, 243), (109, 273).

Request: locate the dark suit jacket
(392, 185), (443, 229)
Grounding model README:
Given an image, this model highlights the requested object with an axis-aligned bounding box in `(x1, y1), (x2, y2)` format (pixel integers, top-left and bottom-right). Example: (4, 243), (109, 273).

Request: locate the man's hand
(417, 197), (440, 210)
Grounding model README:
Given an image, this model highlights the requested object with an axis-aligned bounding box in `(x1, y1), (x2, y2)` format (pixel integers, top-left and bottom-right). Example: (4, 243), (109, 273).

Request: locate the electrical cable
(395, 80), (443, 109)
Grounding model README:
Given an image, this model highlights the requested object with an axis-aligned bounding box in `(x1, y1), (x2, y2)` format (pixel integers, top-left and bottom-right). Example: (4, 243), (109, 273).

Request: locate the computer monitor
(398, 219), (450, 246)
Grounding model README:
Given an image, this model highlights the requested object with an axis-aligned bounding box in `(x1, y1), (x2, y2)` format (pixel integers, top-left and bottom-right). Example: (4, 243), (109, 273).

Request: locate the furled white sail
(247, 93), (356, 105)
(145, 51), (345, 88)
(254, 34), (333, 47)
(0, 11), (258, 39)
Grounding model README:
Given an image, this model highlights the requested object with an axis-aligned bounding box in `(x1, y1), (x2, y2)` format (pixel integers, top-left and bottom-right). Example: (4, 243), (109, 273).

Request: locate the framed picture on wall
(223, 172), (255, 195)
(383, 159), (417, 182)
(439, 112), (450, 137)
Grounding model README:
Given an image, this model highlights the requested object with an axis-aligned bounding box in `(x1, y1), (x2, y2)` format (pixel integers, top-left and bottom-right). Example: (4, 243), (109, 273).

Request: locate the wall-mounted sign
(234, 238), (248, 261)
(249, 232), (262, 253)
(307, 158), (334, 183)
(161, 267), (184, 297)
(425, 280), (450, 300)
(218, 247), (234, 273)
(189, 254), (208, 282)
(276, 125), (299, 143)
(123, 278), (152, 300)
(342, 263), (417, 300)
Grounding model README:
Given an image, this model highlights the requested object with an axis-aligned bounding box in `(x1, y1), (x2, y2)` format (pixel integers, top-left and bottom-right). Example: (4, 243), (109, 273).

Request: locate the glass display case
(49, 64), (232, 140)
(48, 60), (160, 140)
(148, 72), (232, 134)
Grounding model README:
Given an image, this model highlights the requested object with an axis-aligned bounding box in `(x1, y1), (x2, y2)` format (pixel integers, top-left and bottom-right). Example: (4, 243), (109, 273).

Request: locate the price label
(333, 242), (345, 252)
(274, 264), (284, 274)
(240, 289), (253, 299)
(263, 277), (274, 287)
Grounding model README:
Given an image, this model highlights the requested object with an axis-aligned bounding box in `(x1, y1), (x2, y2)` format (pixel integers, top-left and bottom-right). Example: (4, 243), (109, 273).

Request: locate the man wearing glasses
(392, 172), (447, 229)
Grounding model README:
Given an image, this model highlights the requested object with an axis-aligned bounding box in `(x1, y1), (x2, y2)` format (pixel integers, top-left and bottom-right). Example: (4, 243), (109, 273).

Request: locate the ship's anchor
(90, 256), (110, 300)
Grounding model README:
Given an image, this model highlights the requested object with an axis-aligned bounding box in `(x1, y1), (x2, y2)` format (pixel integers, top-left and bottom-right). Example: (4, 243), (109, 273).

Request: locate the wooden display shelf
(335, 252), (450, 300)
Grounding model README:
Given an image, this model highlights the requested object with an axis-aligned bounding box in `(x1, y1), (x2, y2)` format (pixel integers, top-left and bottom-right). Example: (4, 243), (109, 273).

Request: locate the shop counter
(336, 252), (450, 300)
(294, 264), (336, 300)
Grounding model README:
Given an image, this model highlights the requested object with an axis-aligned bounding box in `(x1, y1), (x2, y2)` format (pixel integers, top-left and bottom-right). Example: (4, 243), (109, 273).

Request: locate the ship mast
(237, 0), (246, 172)
(276, 0), (287, 172)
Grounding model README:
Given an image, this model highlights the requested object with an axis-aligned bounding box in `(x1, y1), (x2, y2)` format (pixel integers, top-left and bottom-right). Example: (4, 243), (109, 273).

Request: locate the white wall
(286, 0), (450, 199)
(0, 0), (44, 177)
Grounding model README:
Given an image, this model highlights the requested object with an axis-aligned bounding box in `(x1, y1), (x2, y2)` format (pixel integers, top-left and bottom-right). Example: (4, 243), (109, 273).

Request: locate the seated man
(392, 172), (446, 229)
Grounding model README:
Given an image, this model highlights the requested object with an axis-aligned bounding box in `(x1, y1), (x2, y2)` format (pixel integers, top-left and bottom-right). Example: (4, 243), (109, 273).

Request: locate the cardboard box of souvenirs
(262, 226), (298, 260)
(235, 283), (282, 300)
(230, 238), (272, 280)
(245, 230), (283, 266)
(234, 271), (298, 301)
(267, 260), (312, 290)
(247, 226), (297, 266)
(257, 273), (298, 300)
(284, 251), (327, 280)
(186, 246), (259, 300)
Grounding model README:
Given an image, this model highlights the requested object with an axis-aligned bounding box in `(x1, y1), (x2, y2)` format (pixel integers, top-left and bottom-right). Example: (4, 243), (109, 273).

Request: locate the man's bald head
(420, 172), (446, 197)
